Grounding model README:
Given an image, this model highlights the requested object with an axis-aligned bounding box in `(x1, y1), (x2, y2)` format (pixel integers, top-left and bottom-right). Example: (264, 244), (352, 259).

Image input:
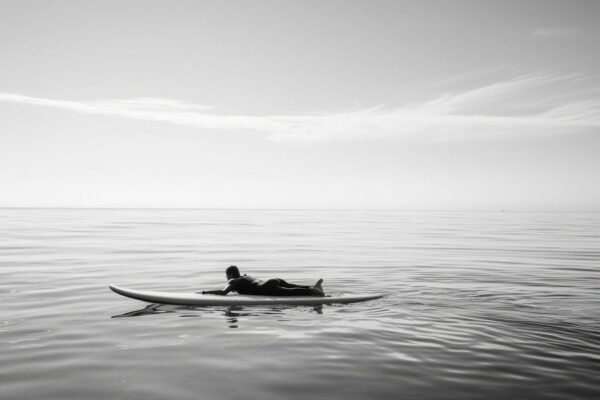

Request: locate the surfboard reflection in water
(112, 303), (325, 328)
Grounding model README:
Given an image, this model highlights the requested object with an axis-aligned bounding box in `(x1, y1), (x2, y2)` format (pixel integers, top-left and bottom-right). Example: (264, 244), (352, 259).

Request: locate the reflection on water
(111, 304), (177, 318)
(1, 208), (600, 400)
(112, 303), (325, 328)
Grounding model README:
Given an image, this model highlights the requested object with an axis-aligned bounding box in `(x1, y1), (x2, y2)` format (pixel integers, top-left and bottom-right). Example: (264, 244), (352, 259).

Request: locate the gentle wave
(1, 208), (599, 400)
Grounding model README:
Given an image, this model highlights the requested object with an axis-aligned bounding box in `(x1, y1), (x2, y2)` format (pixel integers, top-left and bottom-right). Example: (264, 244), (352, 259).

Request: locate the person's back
(229, 275), (263, 295)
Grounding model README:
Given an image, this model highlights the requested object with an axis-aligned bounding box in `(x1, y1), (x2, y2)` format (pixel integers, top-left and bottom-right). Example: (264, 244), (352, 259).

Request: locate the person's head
(226, 265), (240, 280)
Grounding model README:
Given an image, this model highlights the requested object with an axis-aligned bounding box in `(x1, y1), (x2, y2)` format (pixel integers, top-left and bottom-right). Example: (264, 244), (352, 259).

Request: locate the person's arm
(200, 280), (235, 296)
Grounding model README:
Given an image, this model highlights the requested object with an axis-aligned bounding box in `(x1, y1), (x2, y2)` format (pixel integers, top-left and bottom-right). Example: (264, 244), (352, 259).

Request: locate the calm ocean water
(1, 208), (599, 399)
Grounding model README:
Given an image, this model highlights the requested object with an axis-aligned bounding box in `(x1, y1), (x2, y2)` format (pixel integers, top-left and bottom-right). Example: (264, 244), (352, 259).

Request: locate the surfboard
(109, 284), (383, 306)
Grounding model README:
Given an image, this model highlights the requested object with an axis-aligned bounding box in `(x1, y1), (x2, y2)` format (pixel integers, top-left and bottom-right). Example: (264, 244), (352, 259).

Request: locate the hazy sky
(1, 0), (599, 210)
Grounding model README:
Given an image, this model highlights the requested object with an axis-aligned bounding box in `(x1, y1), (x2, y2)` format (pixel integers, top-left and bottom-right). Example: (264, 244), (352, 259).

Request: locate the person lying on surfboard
(201, 265), (325, 297)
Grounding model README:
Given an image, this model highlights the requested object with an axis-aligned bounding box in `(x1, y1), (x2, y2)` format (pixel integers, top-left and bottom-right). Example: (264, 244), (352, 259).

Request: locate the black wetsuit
(228, 275), (263, 295)
(229, 275), (313, 296)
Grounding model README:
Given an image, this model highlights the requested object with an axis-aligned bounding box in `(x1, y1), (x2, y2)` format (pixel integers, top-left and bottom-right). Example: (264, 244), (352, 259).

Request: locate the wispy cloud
(531, 28), (577, 38)
(1, 72), (599, 143)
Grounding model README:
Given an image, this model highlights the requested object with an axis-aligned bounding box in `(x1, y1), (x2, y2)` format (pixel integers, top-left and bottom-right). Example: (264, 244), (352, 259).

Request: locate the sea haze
(1, 208), (599, 399)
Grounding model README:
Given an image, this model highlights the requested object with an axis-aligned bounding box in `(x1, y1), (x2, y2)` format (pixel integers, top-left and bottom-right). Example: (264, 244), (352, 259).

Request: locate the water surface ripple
(1, 209), (599, 399)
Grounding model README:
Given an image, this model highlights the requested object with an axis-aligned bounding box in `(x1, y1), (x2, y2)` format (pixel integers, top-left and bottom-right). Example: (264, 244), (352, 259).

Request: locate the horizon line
(1, 206), (598, 213)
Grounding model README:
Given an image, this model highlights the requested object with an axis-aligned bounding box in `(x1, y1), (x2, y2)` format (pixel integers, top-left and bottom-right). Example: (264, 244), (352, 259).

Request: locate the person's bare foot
(310, 279), (325, 296)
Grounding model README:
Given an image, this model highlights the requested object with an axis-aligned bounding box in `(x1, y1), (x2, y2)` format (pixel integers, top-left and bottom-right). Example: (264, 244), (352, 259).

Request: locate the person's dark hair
(226, 265), (240, 279)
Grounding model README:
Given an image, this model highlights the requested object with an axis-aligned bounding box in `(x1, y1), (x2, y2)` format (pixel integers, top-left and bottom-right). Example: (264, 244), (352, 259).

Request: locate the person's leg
(261, 280), (324, 297)
(261, 279), (295, 292)
(265, 286), (315, 296)
(275, 278), (310, 289)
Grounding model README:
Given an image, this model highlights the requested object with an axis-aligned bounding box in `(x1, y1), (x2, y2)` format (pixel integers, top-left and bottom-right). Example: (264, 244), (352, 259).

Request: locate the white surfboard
(109, 284), (383, 306)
